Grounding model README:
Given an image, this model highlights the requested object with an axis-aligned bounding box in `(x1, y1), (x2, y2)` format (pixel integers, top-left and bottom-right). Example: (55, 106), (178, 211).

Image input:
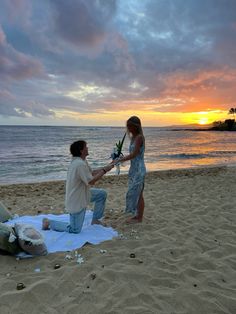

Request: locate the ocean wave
(159, 151), (236, 159)
(1, 125), (236, 184)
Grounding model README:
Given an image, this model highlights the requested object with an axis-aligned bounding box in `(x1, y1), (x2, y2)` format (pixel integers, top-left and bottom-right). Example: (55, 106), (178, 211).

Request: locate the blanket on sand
(6, 210), (118, 254)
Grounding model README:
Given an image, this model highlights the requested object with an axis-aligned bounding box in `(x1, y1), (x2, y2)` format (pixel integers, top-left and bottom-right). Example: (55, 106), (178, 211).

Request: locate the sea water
(1, 125), (236, 184)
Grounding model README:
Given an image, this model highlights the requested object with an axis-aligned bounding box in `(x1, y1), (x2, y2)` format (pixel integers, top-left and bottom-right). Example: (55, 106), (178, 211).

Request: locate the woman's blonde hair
(126, 116), (144, 136)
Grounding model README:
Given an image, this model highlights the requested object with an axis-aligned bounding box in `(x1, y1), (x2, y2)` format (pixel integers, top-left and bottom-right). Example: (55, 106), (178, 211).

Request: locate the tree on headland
(211, 119), (236, 131)
(228, 107), (236, 119)
(213, 121), (223, 128)
(211, 107), (236, 131)
(225, 119), (235, 130)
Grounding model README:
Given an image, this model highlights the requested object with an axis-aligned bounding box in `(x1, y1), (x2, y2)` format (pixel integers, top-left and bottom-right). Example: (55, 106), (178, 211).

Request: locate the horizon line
(0, 123), (209, 128)
(0, 124), (171, 128)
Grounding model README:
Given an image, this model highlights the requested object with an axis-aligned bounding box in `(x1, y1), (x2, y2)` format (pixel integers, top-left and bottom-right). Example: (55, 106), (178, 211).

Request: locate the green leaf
(114, 132), (126, 156)
(120, 133), (126, 149)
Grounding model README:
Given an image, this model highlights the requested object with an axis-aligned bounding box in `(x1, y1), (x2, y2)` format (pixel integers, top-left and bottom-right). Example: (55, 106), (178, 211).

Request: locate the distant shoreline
(1, 124), (235, 131)
(172, 128), (236, 131)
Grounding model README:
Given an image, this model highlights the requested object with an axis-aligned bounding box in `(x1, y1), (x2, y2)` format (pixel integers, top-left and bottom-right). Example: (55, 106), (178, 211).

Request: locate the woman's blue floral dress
(125, 140), (146, 214)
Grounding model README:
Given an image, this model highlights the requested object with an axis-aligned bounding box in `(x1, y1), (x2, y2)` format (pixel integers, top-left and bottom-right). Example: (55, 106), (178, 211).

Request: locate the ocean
(1, 125), (236, 184)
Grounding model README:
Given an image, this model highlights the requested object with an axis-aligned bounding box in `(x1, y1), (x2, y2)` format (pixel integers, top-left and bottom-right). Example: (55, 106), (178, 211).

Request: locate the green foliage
(115, 133), (126, 155)
(211, 107), (236, 131)
(228, 108), (236, 118)
(211, 119), (236, 131)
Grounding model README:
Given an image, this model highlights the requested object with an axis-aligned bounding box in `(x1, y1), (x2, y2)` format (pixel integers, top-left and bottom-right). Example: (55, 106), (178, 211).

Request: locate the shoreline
(0, 165), (236, 313)
(0, 164), (232, 187)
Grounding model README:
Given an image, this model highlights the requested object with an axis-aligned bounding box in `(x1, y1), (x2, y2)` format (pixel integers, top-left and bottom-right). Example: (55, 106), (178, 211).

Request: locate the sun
(198, 117), (209, 125)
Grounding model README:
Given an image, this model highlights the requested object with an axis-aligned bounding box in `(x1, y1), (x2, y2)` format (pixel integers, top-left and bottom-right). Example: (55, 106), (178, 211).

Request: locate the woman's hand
(111, 156), (124, 166)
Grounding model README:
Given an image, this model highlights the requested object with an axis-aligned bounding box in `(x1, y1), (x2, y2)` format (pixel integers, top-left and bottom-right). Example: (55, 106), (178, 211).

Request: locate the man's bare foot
(42, 218), (50, 230)
(91, 219), (106, 226)
(126, 216), (142, 224)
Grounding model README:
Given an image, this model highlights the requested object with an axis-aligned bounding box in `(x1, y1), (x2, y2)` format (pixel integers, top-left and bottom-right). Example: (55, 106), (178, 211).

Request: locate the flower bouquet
(111, 132), (126, 175)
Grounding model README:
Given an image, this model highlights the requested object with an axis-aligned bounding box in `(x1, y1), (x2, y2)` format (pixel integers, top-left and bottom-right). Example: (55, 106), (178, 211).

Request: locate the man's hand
(103, 164), (114, 173)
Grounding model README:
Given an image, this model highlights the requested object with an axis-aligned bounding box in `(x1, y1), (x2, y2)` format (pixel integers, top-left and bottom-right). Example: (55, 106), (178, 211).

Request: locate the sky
(0, 0), (236, 127)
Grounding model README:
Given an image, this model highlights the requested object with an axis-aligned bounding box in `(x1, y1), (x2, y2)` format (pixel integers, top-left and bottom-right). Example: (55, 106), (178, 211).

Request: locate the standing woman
(119, 116), (146, 223)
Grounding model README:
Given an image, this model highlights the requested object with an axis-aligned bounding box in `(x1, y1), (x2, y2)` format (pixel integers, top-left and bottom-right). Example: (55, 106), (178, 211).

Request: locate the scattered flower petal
(65, 254), (73, 260)
(100, 249), (107, 254)
(77, 254), (84, 264)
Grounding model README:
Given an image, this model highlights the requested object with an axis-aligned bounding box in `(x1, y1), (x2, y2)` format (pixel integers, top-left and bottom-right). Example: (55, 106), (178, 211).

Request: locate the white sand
(0, 166), (236, 314)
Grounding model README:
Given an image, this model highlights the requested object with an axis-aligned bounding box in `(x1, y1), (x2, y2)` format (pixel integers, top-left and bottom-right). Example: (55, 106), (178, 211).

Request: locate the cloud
(1, 0), (236, 122)
(0, 0), (32, 28)
(50, 0), (117, 49)
(18, 101), (55, 117)
(0, 25), (44, 82)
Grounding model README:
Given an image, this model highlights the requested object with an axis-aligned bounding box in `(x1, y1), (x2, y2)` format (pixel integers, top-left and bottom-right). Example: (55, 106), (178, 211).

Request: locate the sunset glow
(198, 118), (209, 125)
(0, 1), (236, 126)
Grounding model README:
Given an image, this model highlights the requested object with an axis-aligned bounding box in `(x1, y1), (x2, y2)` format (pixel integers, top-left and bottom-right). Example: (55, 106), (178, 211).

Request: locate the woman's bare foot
(126, 216), (142, 224)
(91, 219), (106, 226)
(42, 218), (50, 230)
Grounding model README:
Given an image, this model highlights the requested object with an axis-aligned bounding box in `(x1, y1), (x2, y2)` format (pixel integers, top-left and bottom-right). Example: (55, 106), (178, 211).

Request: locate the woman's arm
(119, 135), (144, 162)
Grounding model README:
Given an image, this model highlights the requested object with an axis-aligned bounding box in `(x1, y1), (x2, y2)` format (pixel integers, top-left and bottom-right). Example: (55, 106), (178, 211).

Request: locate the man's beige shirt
(65, 157), (93, 213)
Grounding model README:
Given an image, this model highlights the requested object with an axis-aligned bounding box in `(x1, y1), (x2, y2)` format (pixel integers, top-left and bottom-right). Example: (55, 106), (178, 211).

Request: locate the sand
(0, 166), (236, 314)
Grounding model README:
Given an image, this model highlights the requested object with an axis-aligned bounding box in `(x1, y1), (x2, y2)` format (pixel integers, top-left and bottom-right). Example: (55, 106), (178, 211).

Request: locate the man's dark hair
(70, 140), (86, 157)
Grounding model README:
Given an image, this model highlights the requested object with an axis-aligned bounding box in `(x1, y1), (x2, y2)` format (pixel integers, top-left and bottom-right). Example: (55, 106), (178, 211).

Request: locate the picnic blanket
(6, 210), (118, 254)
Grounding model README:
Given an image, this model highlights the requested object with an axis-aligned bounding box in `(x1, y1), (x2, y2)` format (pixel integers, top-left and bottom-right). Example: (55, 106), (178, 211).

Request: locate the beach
(0, 166), (236, 314)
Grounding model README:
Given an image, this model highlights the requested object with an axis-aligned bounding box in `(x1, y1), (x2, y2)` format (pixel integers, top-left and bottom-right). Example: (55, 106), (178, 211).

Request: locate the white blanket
(6, 210), (118, 253)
